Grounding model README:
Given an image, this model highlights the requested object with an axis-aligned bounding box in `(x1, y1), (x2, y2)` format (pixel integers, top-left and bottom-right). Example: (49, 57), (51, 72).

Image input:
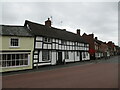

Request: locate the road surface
(2, 56), (119, 88)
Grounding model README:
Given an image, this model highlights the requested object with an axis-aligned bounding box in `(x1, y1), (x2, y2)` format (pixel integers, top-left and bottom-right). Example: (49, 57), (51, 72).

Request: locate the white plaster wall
(36, 42), (42, 48)
(70, 46), (72, 50)
(51, 51), (56, 65)
(52, 43), (55, 49)
(39, 50), (42, 62)
(56, 44), (58, 49)
(67, 46), (69, 50)
(38, 63), (51, 66)
(48, 44), (51, 49)
(75, 51), (80, 61)
(62, 45), (64, 50)
(59, 45), (61, 50)
(73, 46), (75, 50)
(65, 46), (67, 50)
(36, 37), (42, 41)
(62, 51), (65, 61)
(43, 44), (47, 49)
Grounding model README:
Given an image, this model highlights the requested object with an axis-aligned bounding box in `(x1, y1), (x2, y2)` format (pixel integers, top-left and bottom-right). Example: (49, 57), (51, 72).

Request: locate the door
(80, 52), (82, 61)
(57, 52), (63, 65)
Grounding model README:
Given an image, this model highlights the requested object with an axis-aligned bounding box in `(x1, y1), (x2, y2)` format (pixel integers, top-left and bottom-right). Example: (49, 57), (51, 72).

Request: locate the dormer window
(61, 40), (66, 45)
(10, 38), (19, 47)
(43, 37), (51, 43)
(48, 38), (51, 42)
(44, 37), (47, 42)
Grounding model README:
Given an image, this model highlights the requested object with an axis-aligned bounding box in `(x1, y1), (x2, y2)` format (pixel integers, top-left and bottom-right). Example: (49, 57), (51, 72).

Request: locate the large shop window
(42, 50), (51, 61)
(0, 54), (29, 67)
(10, 38), (19, 47)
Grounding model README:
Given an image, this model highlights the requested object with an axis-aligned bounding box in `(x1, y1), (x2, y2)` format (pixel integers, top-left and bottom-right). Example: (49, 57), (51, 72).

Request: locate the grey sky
(1, 2), (118, 45)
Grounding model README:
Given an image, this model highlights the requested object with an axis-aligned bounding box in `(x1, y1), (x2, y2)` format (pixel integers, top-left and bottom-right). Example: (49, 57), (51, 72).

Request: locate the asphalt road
(2, 56), (119, 88)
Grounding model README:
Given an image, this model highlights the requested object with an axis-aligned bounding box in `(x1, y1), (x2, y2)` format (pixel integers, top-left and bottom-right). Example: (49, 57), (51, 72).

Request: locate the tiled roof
(25, 20), (88, 43)
(0, 25), (33, 37)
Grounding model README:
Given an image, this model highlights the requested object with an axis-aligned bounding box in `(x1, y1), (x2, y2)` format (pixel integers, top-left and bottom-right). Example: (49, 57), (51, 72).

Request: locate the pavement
(2, 56), (119, 88)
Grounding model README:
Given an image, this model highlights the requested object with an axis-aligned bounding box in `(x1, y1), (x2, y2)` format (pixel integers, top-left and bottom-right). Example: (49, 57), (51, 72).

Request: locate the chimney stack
(95, 37), (98, 40)
(77, 29), (80, 35)
(45, 18), (51, 27)
(89, 33), (94, 38)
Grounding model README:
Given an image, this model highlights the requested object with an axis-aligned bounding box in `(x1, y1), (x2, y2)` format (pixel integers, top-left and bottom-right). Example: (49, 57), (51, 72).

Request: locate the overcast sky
(0, 1), (118, 45)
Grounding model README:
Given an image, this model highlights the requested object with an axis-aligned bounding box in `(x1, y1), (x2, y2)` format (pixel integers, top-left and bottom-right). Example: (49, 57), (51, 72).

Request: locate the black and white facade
(24, 19), (90, 67)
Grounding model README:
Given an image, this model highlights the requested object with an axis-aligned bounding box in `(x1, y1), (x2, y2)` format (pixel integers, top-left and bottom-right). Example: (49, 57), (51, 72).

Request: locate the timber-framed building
(24, 18), (90, 67)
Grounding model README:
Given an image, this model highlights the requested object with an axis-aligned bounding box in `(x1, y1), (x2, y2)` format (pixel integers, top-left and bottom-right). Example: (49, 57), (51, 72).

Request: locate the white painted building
(24, 18), (90, 67)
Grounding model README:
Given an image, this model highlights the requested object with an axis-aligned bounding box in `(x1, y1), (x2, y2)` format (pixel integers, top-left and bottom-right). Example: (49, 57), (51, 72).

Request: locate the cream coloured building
(0, 25), (34, 72)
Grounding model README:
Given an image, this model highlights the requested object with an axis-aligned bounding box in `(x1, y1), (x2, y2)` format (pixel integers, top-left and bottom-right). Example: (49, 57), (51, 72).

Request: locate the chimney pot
(77, 29), (80, 35)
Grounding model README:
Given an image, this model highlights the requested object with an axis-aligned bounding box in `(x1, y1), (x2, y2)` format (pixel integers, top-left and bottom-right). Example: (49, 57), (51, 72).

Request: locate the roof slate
(25, 20), (88, 43)
(0, 25), (33, 37)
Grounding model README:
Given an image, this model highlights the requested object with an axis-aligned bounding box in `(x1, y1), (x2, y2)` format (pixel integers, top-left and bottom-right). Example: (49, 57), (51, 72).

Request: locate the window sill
(9, 46), (20, 48)
(41, 60), (51, 63)
(1, 65), (30, 68)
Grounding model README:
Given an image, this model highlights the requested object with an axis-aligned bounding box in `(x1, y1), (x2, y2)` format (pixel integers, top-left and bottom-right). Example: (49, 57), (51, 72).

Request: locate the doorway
(57, 52), (63, 65)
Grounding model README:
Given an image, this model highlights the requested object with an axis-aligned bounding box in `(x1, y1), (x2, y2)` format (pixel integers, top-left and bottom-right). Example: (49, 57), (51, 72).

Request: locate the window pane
(0, 55), (1, 60)
(16, 54), (19, 59)
(20, 60), (23, 65)
(12, 54), (15, 60)
(2, 61), (6, 67)
(20, 54), (23, 59)
(16, 60), (20, 66)
(2, 54), (6, 60)
(24, 60), (28, 65)
(7, 61), (11, 66)
(12, 60), (15, 66)
(7, 54), (11, 60)
(42, 50), (50, 61)
(25, 54), (28, 59)
(0, 61), (2, 67)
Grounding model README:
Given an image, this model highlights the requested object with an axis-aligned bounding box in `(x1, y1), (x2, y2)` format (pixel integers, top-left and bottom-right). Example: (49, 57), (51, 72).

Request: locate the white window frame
(9, 37), (20, 48)
(42, 50), (51, 61)
(0, 52), (30, 68)
(65, 51), (69, 59)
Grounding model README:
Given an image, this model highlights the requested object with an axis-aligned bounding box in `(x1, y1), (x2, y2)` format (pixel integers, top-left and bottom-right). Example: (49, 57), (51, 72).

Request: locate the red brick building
(82, 33), (110, 60)
(82, 33), (96, 60)
(107, 41), (116, 56)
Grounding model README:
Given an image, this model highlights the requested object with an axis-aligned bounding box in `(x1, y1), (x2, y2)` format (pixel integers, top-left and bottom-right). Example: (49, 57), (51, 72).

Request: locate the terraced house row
(0, 18), (119, 72)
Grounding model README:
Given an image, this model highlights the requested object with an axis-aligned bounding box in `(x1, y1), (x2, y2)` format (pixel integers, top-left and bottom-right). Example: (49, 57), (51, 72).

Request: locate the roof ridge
(0, 25), (24, 27)
(25, 20), (80, 36)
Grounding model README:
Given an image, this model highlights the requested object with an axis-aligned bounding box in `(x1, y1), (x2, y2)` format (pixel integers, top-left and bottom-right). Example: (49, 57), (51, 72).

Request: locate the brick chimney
(89, 33), (94, 38)
(77, 29), (80, 35)
(95, 37), (98, 40)
(45, 18), (51, 27)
